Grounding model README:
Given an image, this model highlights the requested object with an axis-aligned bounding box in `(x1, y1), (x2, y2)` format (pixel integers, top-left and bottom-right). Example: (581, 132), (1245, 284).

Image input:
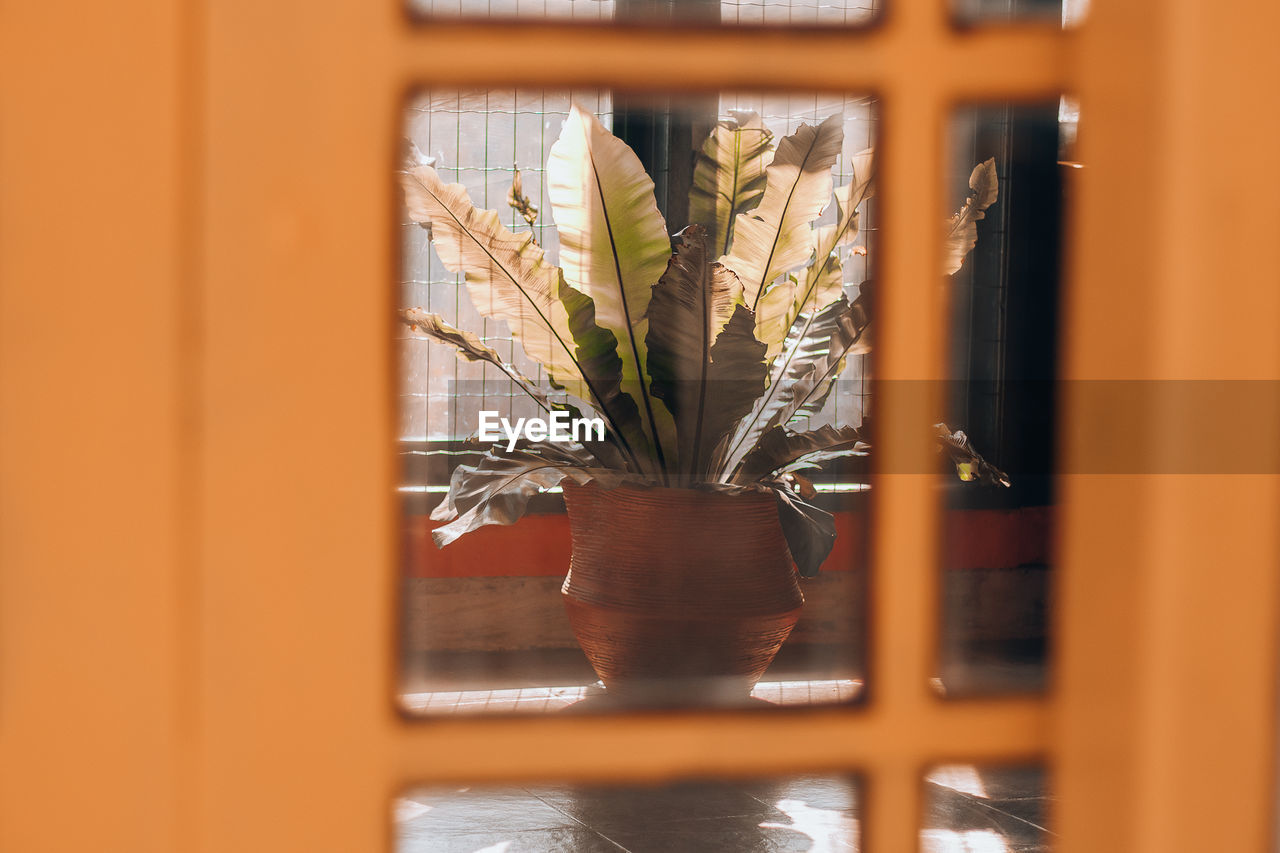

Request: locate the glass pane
(399, 89), (876, 714)
(923, 765), (1051, 852)
(935, 101), (1068, 696)
(397, 774), (861, 851)
(952, 0), (1087, 27)
(408, 0), (878, 27)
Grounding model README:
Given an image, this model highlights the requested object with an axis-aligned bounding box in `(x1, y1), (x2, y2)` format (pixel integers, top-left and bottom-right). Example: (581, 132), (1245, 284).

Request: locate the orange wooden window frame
(3, 2), (1280, 852)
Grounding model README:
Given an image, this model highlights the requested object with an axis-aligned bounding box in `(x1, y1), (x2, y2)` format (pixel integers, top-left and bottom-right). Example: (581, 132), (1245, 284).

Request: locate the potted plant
(400, 105), (1007, 706)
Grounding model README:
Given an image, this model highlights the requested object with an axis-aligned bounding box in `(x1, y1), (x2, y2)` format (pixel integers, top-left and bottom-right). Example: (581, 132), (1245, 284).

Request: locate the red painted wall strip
(404, 507), (1052, 579)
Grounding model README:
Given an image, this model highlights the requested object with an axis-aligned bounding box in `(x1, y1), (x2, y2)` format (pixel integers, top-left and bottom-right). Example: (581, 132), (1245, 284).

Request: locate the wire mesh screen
(401, 90), (612, 443)
(718, 0), (875, 25)
(719, 93), (876, 436)
(407, 0), (876, 25)
(400, 91), (875, 467)
(409, 0), (614, 19)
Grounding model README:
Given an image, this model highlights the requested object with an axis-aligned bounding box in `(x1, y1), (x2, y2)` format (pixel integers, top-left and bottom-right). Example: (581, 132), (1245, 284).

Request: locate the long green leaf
(717, 290), (871, 478)
(756, 256), (843, 362)
(734, 424), (869, 484)
(688, 110), (775, 257)
(547, 104), (676, 475)
(399, 308), (550, 411)
(645, 225), (743, 365)
(644, 226), (737, 474)
(827, 148), (875, 248)
(754, 274), (798, 355)
(934, 423), (1011, 486)
(646, 226), (770, 478)
(943, 158), (999, 275)
(769, 485), (837, 578)
(401, 163), (648, 467)
(558, 280), (655, 475)
(721, 113), (844, 311)
(431, 457), (573, 547)
(650, 225), (768, 479)
(432, 441), (584, 525)
(778, 286), (873, 424)
(756, 147), (874, 357)
(399, 164), (585, 397)
(698, 306), (771, 477)
(431, 443), (635, 547)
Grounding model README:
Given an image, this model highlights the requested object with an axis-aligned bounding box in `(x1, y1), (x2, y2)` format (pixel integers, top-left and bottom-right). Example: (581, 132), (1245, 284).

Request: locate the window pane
(399, 89), (875, 714)
(397, 774), (861, 851)
(935, 101), (1068, 696)
(923, 765), (1051, 852)
(952, 0), (1087, 27)
(407, 0), (878, 27)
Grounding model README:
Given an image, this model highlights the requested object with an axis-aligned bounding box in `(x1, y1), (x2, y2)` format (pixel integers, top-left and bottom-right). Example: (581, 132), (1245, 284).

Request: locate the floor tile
(398, 826), (624, 853)
(398, 777), (862, 853)
(399, 788), (578, 835)
(606, 819), (820, 852)
(398, 768), (1049, 853)
(924, 766), (1051, 853)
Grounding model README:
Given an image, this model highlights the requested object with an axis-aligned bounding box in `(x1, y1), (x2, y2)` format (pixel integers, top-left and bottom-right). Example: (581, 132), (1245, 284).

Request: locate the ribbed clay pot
(561, 480), (803, 706)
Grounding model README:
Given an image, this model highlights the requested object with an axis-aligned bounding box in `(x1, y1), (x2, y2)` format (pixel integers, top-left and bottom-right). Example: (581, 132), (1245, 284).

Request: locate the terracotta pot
(561, 480), (803, 706)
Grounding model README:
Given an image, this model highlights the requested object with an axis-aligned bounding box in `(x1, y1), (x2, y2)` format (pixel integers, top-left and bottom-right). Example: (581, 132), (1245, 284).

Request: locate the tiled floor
(923, 766), (1051, 853)
(397, 775), (860, 853)
(395, 766), (1050, 852)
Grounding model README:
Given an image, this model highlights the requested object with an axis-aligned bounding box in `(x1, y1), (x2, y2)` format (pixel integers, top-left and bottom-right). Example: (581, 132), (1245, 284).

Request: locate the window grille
(399, 90), (877, 487)
(10, 0), (1280, 851)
